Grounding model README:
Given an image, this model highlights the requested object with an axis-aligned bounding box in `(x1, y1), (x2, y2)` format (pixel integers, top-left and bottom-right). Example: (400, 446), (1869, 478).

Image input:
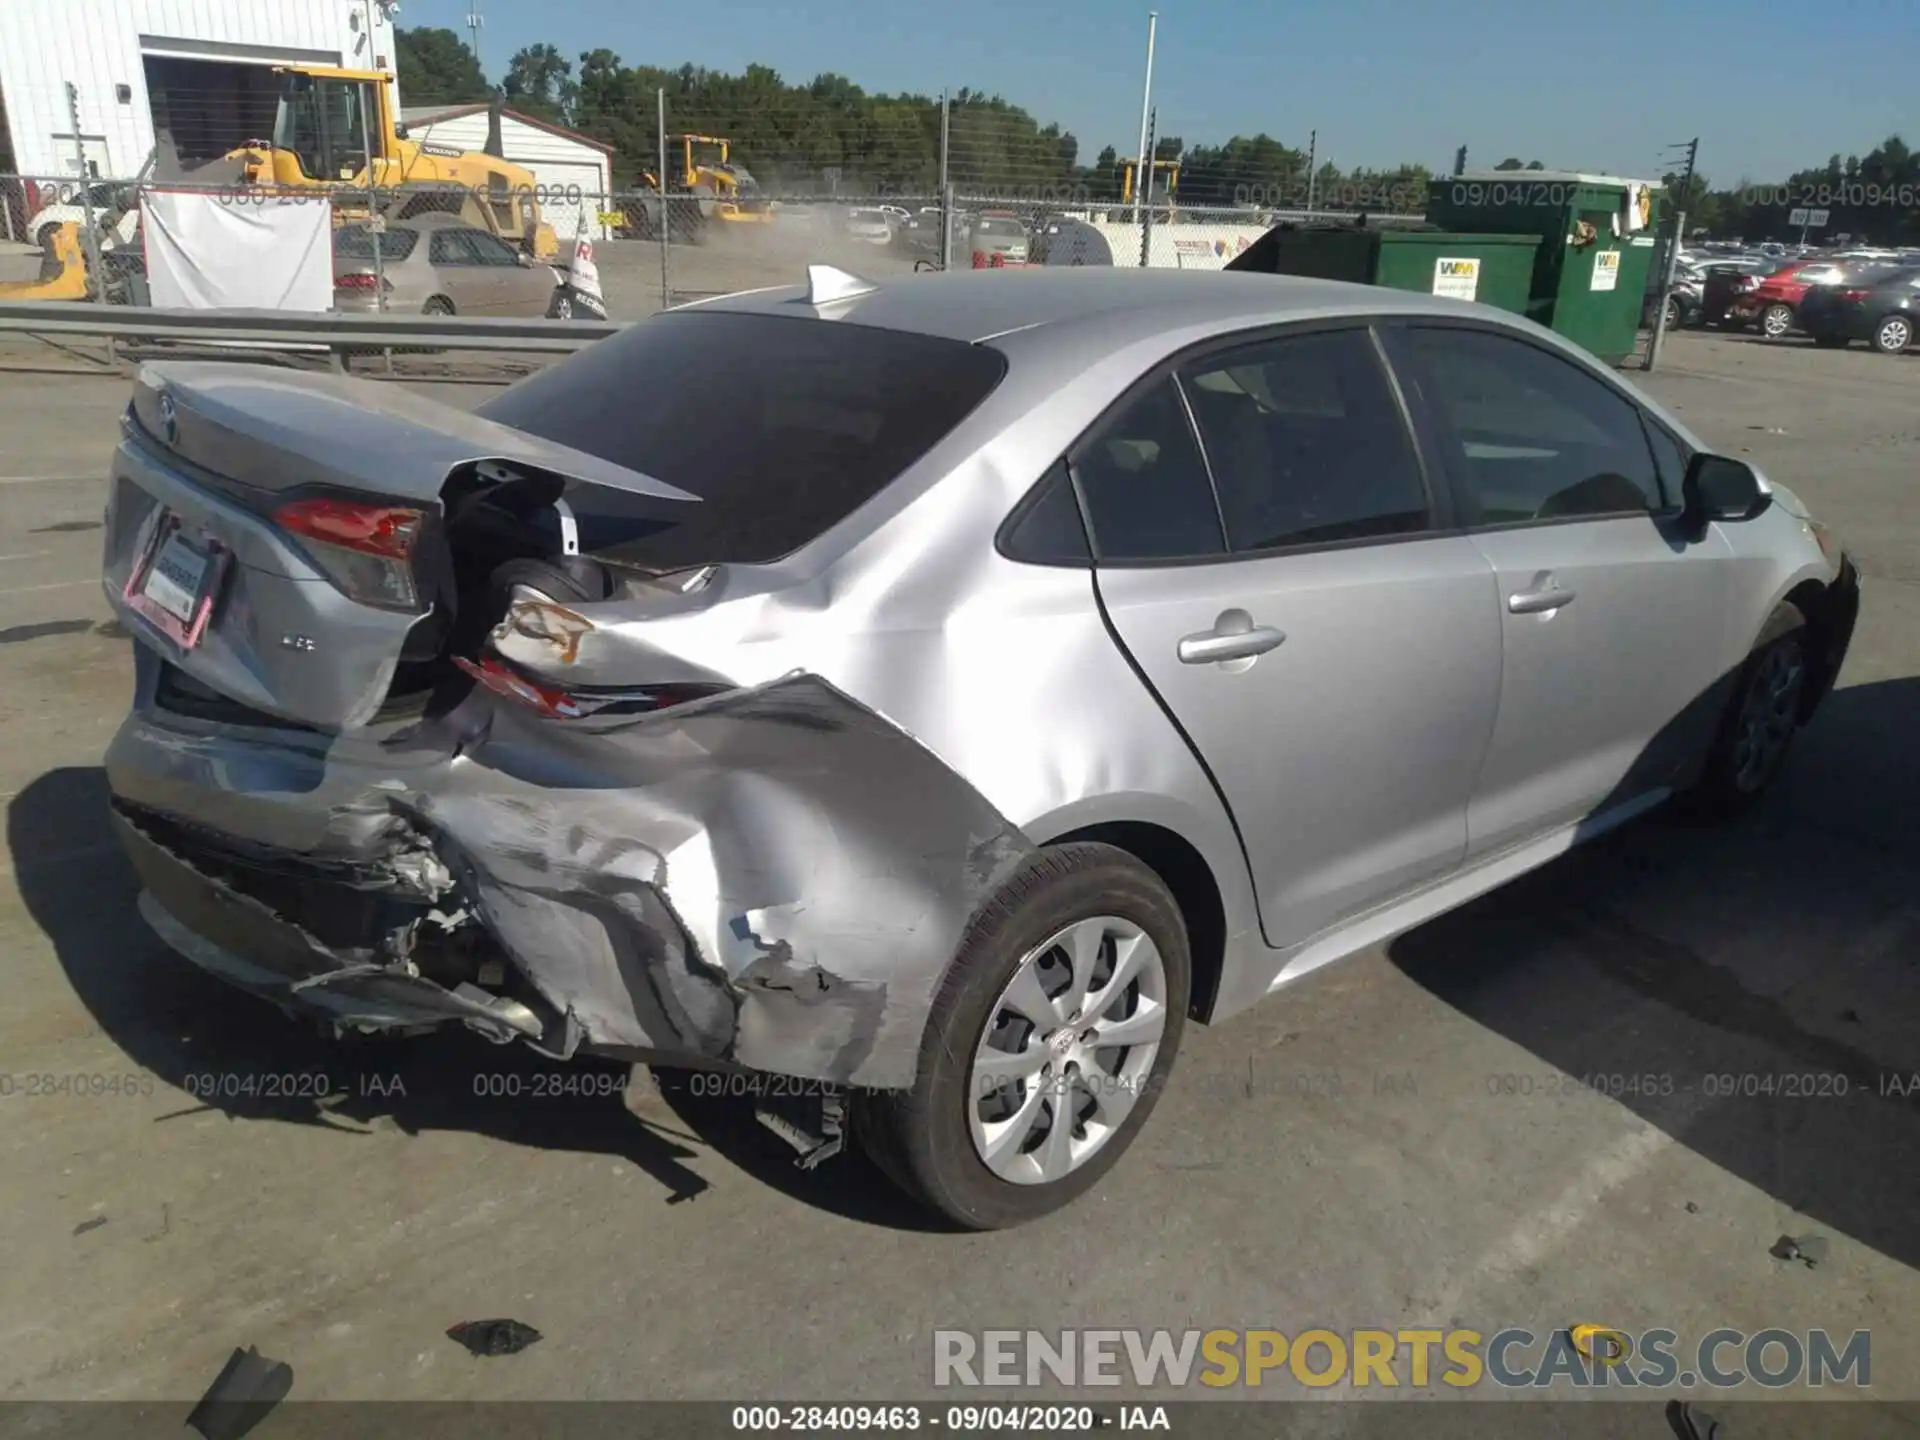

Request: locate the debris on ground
(1684, 1201), (1699, 1214)
(184, 1345), (293, 1440)
(446, 1318), (543, 1357)
(72, 1215), (107, 1235)
(1768, 1233), (1829, 1268)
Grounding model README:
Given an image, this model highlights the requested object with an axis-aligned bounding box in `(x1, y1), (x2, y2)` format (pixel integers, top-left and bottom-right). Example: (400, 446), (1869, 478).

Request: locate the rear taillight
(1837, 288), (1871, 302)
(450, 656), (725, 721)
(335, 272), (391, 291)
(274, 497), (424, 610)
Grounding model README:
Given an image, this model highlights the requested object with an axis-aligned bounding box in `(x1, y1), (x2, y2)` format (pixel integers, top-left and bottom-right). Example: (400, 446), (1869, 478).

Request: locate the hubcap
(1764, 307), (1790, 337)
(1880, 319), (1911, 352)
(1730, 644), (1806, 792)
(967, 915), (1168, 1186)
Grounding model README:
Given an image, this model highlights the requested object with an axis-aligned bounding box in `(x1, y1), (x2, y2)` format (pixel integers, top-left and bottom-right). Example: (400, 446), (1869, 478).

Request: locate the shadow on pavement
(1390, 675), (1920, 1270)
(9, 766), (943, 1230)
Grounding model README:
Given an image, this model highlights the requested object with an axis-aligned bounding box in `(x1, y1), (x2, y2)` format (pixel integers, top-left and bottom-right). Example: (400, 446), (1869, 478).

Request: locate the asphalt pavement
(0, 331), (1915, 1422)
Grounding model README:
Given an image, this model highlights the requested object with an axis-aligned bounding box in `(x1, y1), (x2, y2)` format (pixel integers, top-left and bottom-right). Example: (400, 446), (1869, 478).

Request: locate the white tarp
(142, 190), (334, 311)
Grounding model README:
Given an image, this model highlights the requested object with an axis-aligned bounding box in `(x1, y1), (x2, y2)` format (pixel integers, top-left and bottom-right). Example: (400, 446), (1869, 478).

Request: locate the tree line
(395, 27), (1920, 240)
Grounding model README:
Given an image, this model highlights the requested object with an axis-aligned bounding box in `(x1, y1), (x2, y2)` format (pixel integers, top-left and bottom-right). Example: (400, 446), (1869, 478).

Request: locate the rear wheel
(1662, 297), (1682, 331)
(1759, 302), (1794, 339)
(1871, 315), (1913, 354)
(422, 295), (455, 316)
(853, 843), (1189, 1230)
(1678, 604), (1810, 819)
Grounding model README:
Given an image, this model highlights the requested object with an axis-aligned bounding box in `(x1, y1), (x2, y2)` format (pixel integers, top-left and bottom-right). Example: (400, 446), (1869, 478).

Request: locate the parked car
(100, 268), (1858, 1229)
(1698, 257), (1783, 327)
(966, 213), (1031, 267)
(843, 207), (894, 245)
(1797, 265), (1920, 352)
(23, 182), (139, 250)
(1646, 269), (1705, 330)
(332, 214), (562, 317)
(1730, 259), (1898, 338)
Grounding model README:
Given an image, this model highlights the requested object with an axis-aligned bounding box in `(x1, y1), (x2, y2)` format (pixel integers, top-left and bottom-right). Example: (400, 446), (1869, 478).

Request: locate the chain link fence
(4, 80), (1448, 318)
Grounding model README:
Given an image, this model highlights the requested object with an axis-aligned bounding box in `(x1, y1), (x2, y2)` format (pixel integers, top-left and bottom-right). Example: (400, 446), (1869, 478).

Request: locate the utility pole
(1453, 145), (1468, 177)
(1645, 136), (1698, 372)
(466, 3), (486, 74)
(1130, 11), (1158, 227)
(1138, 107), (1156, 268)
(1305, 130), (1317, 211)
(938, 91), (953, 270)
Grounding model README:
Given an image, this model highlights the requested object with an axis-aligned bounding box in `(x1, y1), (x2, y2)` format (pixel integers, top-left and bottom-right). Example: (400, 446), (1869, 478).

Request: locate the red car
(1730, 259), (1878, 338)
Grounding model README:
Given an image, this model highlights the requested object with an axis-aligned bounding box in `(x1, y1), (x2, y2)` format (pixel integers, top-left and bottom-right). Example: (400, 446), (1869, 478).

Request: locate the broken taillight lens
(451, 656), (725, 720)
(275, 497), (424, 610)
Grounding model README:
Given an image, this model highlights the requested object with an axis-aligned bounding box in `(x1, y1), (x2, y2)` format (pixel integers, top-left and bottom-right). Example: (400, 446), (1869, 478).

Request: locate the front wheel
(1759, 302), (1795, 339)
(1663, 297), (1683, 331)
(550, 291), (574, 320)
(1677, 604), (1810, 819)
(1872, 315), (1913, 354)
(853, 843), (1190, 1230)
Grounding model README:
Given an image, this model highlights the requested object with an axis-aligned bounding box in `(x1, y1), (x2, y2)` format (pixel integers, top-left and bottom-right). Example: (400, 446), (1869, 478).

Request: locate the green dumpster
(1425, 171), (1667, 364)
(1225, 224), (1540, 317)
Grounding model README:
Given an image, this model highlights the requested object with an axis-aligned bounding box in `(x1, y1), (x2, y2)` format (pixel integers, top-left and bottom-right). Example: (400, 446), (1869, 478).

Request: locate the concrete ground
(0, 331), (1915, 1427)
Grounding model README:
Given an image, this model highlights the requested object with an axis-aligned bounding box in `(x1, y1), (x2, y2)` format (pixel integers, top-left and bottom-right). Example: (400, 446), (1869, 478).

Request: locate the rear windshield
(478, 310), (1009, 567)
(976, 218), (1024, 236)
(335, 226), (419, 260)
(849, 209), (885, 223)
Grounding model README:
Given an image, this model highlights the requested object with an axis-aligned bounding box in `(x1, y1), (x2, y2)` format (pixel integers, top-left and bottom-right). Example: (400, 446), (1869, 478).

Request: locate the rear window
(976, 218), (1024, 236)
(478, 310), (1009, 567)
(849, 209), (885, 223)
(335, 226), (419, 260)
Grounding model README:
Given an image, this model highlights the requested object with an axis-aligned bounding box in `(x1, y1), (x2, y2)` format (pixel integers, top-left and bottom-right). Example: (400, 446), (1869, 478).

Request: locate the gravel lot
(0, 330), (1914, 1430)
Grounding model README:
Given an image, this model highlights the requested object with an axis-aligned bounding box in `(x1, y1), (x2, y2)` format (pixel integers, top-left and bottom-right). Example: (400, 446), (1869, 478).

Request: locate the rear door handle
(1508, 586), (1575, 615)
(1177, 622), (1286, 665)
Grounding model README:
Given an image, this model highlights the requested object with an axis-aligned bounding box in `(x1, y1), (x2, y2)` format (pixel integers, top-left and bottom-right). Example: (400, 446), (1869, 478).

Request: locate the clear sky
(399, 0), (1913, 182)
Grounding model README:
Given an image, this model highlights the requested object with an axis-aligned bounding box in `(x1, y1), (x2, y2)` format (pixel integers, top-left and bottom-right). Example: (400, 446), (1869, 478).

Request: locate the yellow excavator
(635, 133), (772, 234)
(205, 67), (559, 259)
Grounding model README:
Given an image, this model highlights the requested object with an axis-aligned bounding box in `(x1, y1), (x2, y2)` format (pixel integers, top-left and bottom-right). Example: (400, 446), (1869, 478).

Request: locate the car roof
(683, 267), (1529, 347)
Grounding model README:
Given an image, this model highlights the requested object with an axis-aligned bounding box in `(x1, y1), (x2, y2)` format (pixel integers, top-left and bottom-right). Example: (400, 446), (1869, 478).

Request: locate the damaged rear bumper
(107, 658), (1031, 1090)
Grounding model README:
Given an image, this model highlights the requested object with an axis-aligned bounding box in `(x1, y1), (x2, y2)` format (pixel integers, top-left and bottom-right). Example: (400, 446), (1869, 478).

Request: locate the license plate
(123, 509), (228, 649)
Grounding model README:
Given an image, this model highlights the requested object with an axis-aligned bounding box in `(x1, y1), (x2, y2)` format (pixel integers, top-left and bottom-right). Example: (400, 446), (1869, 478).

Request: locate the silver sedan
(332, 213), (562, 317)
(99, 266), (1857, 1228)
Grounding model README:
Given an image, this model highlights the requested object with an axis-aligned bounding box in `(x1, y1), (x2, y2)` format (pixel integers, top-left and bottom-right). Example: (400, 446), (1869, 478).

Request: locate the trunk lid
(104, 363), (698, 732)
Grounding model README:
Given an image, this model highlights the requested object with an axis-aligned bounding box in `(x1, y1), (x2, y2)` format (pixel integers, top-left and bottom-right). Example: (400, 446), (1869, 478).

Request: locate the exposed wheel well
(1779, 576), (1852, 721)
(1049, 820), (1227, 1023)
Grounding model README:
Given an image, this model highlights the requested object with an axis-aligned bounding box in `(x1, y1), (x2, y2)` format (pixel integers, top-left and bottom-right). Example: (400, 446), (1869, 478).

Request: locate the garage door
(517, 158), (609, 240)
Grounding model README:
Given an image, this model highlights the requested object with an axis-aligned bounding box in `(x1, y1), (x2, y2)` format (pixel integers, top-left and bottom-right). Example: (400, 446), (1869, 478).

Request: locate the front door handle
(1508, 585), (1575, 615)
(1177, 620), (1286, 665)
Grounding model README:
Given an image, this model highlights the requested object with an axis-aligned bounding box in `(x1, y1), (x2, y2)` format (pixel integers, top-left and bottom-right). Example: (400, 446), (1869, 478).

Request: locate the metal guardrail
(0, 303), (627, 366)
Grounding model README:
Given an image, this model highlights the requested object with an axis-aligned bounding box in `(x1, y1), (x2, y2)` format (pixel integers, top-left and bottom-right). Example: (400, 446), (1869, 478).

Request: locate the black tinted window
(1072, 377), (1224, 561)
(334, 226), (419, 260)
(1000, 462), (1091, 565)
(1406, 327), (1661, 523)
(1181, 329), (1429, 552)
(479, 310), (1008, 566)
(1641, 418), (1687, 505)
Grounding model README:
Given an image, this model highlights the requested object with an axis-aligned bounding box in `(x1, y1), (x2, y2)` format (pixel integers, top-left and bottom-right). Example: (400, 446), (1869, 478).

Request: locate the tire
(1677, 603), (1811, 819)
(34, 223), (58, 251)
(422, 295), (455, 316)
(852, 842), (1191, 1230)
(486, 555), (616, 618)
(1759, 302), (1794, 339)
(1871, 314), (1913, 354)
(550, 291), (574, 320)
(1662, 297), (1682, 331)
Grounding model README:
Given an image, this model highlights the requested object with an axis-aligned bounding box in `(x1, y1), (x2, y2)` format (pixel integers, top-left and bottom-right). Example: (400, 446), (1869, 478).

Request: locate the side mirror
(394, 122), (410, 140)
(1681, 453), (1771, 534)
(516, 251), (533, 267)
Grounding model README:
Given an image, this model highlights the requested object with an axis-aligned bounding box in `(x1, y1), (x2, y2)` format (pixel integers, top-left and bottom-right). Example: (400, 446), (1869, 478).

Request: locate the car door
(1387, 322), (1738, 860)
(466, 228), (554, 316)
(427, 228), (501, 313)
(1085, 323), (1504, 951)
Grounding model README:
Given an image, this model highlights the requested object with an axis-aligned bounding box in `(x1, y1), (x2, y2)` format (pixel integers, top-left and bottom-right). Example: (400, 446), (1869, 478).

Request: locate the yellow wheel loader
(634, 134), (772, 239)
(203, 69), (560, 260)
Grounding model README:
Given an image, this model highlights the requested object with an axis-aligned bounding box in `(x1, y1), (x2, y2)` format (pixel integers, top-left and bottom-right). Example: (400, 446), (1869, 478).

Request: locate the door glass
(1406, 327), (1663, 523)
(1180, 329), (1430, 553)
(467, 231), (522, 266)
(430, 229), (481, 265)
(1070, 377), (1224, 561)
(1640, 419), (1688, 506)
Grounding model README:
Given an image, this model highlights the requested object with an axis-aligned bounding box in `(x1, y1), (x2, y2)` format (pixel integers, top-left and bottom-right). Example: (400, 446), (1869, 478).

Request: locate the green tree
(393, 27), (490, 105)
(504, 44), (576, 124)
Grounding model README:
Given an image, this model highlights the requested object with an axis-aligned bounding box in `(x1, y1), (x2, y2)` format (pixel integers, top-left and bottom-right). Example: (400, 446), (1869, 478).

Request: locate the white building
(0, 0), (401, 181)
(401, 104), (614, 241)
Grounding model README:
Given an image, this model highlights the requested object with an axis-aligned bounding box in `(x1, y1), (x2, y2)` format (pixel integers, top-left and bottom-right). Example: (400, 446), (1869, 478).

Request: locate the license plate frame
(123, 508), (230, 650)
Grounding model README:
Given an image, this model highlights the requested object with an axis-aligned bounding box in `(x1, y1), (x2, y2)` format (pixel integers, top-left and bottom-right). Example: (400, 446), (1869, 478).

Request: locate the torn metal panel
(114, 672), (1033, 1091)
